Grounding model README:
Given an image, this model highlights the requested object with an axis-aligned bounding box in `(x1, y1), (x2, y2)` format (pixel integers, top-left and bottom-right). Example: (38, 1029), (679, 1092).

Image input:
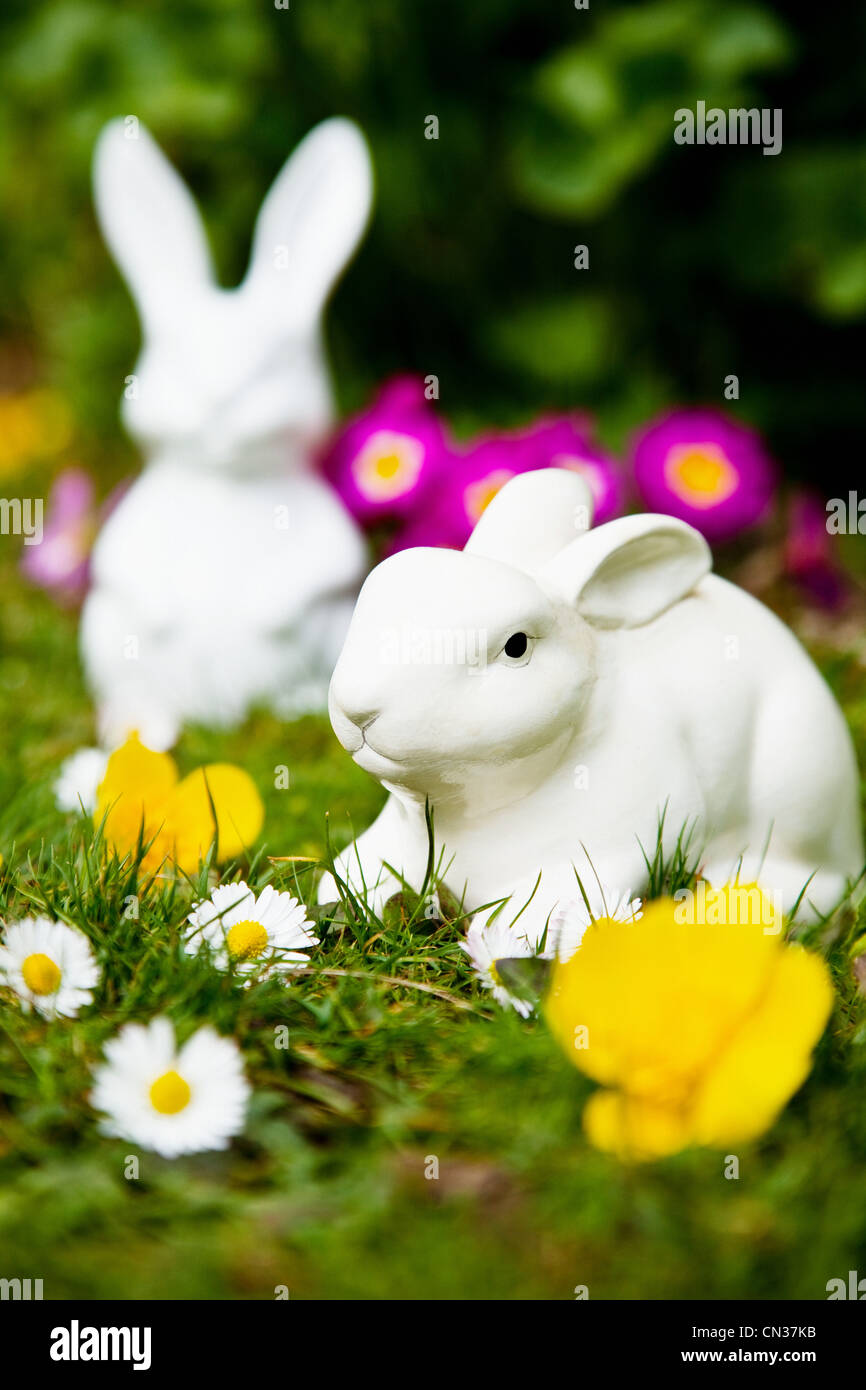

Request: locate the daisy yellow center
(664, 443), (738, 509)
(464, 469), (514, 524)
(226, 918), (269, 961)
(149, 1070), (191, 1115)
(21, 952), (62, 995)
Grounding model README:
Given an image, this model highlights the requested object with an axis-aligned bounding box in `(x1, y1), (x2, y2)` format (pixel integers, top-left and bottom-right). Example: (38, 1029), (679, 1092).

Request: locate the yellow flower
(545, 884), (833, 1161)
(0, 388), (73, 479)
(94, 735), (264, 874)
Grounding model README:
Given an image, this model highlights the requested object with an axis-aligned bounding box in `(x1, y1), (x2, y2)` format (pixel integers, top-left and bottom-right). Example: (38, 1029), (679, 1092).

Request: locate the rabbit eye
(503, 632), (529, 660)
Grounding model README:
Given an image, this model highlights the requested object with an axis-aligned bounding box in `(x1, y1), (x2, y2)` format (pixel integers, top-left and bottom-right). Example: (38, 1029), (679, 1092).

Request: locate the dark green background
(0, 0), (863, 487)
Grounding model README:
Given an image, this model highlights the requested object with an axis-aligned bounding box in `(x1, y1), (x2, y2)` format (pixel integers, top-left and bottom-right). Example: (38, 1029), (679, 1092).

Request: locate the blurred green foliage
(0, 0), (863, 489)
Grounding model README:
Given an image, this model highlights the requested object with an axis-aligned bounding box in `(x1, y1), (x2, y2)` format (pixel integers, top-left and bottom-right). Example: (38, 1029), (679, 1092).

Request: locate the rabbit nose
(329, 666), (379, 729)
(328, 682), (381, 751)
(346, 707), (379, 733)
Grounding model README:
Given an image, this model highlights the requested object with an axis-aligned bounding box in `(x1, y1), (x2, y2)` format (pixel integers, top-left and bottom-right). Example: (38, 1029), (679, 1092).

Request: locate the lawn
(1, 545), (866, 1302)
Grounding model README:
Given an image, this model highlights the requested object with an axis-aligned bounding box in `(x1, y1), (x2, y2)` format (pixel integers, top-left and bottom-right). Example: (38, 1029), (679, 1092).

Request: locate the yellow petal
(95, 735), (178, 857)
(546, 889), (781, 1103)
(170, 764), (264, 866)
(583, 1090), (691, 1161)
(96, 734), (178, 810)
(138, 826), (177, 875)
(691, 943), (833, 1146)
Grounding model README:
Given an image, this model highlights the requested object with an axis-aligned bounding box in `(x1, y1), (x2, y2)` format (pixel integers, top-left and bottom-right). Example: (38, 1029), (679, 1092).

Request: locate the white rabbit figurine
(81, 116), (372, 751)
(320, 468), (862, 937)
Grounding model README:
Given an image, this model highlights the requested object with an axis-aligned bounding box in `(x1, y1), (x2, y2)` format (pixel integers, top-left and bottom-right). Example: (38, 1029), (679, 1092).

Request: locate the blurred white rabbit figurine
(81, 116), (372, 751)
(321, 468), (862, 934)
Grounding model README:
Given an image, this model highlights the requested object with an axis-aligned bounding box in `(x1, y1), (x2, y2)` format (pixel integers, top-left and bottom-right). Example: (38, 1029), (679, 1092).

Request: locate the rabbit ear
(93, 119), (214, 332)
(465, 469), (595, 577)
(541, 514), (711, 627)
(244, 117), (373, 327)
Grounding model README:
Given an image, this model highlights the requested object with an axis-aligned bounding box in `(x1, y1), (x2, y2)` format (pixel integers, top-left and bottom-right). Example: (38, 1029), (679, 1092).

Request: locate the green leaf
(512, 111), (670, 218)
(693, 7), (792, 80)
(814, 246), (866, 320)
(486, 295), (618, 386)
(535, 48), (622, 130)
(494, 956), (552, 1005)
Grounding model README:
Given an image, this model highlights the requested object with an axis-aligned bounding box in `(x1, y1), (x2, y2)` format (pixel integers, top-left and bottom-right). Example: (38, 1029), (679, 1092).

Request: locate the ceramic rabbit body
(320, 468), (862, 938)
(81, 116), (372, 750)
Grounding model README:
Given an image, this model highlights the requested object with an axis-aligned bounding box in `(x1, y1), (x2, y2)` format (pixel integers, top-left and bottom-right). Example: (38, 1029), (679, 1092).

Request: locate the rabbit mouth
(354, 730), (404, 773)
(357, 729), (386, 758)
(329, 700), (406, 772)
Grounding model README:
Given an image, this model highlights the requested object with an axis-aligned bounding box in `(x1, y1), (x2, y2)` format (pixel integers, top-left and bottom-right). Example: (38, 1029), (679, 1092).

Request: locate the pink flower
(389, 415), (624, 553)
(389, 429), (537, 553)
(20, 467), (96, 605)
(519, 417), (624, 524)
(320, 376), (449, 524)
(631, 409), (777, 543)
(784, 490), (848, 609)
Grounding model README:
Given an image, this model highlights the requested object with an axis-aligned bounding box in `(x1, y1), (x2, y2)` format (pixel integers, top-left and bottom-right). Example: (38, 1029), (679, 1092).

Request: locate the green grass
(2, 558), (866, 1300)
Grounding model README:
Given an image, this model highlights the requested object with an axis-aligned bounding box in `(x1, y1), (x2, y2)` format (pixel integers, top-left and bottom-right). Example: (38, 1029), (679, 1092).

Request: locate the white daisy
(0, 916), (99, 1018)
(543, 889), (643, 963)
(90, 1016), (250, 1158)
(185, 880), (319, 983)
(461, 916), (539, 1018)
(54, 747), (109, 814)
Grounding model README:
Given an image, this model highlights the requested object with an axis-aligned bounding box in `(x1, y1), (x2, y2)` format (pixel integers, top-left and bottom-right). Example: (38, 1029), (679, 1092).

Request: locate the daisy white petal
(55, 747), (109, 815)
(185, 881), (319, 984)
(251, 884), (285, 929)
(0, 916), (99, 1018)
(90, 1017), (250, 1158)
(461, 917), (538, 1018)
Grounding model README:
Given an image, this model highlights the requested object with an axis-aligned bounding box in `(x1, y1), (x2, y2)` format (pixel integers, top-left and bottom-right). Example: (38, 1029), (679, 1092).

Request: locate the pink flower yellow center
(149, 1070), (191, 1115)
(353, 431), (425, 502)
(464, 469), (514, 524)
(21, 952), (62, 995)
(664, 443), (739, 509)
(226, 918), (269, 961)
